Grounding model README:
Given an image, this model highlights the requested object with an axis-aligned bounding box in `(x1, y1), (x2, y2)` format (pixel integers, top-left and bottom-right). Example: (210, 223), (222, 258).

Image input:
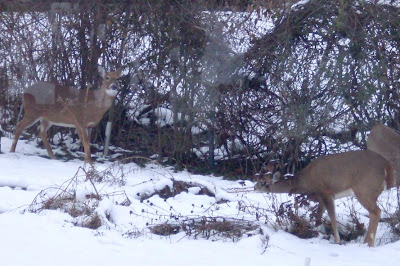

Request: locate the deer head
(254, 162), (283, 190)
(255, 150), (394, 247)
(100, 67), (121, 97)
(10, 68), (122, 163)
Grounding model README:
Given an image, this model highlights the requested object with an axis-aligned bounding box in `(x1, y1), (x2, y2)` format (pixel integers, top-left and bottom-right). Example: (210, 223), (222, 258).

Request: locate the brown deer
(10, 69), (121, 163)
(255, 150), (394, 247)
(367, 123), (400, 185)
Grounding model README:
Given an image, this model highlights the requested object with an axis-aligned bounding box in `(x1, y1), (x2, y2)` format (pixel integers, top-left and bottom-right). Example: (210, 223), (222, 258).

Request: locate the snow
(0, 136), (400, 266)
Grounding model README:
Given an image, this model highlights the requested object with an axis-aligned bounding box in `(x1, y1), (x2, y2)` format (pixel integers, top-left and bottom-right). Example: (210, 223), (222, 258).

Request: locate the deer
(367, 123), (400, 185)
(255, 150), (394, 247)
(10, 68), (121, 164)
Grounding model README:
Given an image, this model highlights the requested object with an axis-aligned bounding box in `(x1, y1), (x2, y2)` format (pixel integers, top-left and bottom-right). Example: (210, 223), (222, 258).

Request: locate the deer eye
(106, 76), (110, 80)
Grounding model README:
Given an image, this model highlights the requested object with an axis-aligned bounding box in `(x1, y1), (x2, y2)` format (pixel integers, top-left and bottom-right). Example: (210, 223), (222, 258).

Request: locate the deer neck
(271, 177), (297, 194)
(272, 173), (308, 195)
(291, 170), (313, 194)
(91, 88), (115, 109)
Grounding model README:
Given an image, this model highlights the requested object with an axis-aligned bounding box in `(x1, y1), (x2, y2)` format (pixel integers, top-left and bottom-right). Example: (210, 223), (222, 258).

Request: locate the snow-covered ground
(1, 136), (400, 266)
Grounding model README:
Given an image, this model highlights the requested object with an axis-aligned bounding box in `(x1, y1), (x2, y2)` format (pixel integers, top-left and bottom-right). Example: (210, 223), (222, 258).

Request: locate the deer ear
(272, 171), (281, 183)
(98, 65), (106, 78)
(116, 67), (122, 76)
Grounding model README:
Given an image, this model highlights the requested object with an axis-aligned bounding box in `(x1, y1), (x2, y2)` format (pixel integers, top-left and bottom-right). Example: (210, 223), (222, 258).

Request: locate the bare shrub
(243, 193), (376, 244)
(386, 208), (400, 237)
(149, 216), (260, 242)
(274, 201), (319, 239)
(79, 213), (102, 230)
(342, 207), (366, 242)
(84, 163), (127, 186)
(123, 228), (146, 239)
(27, 165), (131, 230)
(150, 223), (181, 236)
(139, 179), (215, 201)
(181, 217), (259, 241)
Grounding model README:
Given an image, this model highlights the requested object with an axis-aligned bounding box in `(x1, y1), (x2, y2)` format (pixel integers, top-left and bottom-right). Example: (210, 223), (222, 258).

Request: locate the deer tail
(385, 164), (395, 190)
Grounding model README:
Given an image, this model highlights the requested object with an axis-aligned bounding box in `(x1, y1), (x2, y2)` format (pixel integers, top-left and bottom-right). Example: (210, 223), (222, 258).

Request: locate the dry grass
(149, 216), (260, 242)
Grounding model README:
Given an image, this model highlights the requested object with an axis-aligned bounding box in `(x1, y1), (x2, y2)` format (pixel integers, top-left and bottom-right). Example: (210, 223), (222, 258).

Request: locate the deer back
(256, 150), (394, 197)
(297, 150), (393, 193)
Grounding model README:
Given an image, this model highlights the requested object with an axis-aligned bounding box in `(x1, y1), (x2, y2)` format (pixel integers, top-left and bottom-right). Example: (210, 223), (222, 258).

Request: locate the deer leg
(354, 191), (381, 247)
(39, 120), (55, 159)
(321, 195), (340, 244)
(10, 116), (39, 153)
(364, 206), (381, 247)
(76, 126), (93, 164)
(315, 200), (326, 227)
(86, 128), (92, 138)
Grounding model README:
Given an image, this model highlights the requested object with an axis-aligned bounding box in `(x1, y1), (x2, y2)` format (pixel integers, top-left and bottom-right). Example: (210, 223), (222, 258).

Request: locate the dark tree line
(1, 0), (399, 178)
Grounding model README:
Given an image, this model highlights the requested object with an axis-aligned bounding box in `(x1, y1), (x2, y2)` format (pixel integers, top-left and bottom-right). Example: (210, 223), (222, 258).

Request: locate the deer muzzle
(109, 84), (118, 91)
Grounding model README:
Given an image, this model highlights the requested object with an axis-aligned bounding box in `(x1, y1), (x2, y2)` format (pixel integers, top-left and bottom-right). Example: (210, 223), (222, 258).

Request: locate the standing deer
(255, 150), (394, 247)
(10, 69), (121, 163)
